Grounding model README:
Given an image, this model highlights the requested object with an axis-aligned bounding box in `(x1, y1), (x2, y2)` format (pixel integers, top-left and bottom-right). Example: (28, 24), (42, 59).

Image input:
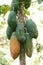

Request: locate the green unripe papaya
(11, 0), (19, 13)
(25, 0), (31, 9)
(24, 33), (33, 57)
(19, 0), (25, 2)
(25, 19), (38, 39)
(7, 11), (17, 31)
(16, 22), (26, 43)
(19, 0), (25, 7)
(6, 26), (13, 40)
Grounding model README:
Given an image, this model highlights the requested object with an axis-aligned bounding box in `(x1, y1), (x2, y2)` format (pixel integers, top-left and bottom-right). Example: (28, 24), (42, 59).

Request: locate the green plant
(5, 0), (43, 65)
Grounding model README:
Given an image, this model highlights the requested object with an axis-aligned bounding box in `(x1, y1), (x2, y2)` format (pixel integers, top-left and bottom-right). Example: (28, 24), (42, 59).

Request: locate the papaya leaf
(23, 8), (30, 16)
(37, 0), (41, 4)
(0, 4), (10, 16)
(41, 0), (43, 1)
(36, 43), (41, 52)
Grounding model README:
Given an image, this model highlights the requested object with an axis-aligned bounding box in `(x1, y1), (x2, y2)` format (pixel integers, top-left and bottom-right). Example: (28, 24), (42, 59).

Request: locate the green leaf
(41, 0), (43, 1)
(23, 8), (30, 16)
(38, 6), (43, 11)
(37, 0), (41, 4)
(36, 43), (41, 52)
(0, 4), (10, 16)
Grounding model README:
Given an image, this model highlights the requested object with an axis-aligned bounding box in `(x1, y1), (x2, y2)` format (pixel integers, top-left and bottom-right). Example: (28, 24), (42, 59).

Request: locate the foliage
(38, 6), (43, 11)
(37, 0), (43, 4)
(36, 43), (41, 52)
(36, 42), (43, 52)
(0, 0), (43, 16)
(37, 0), (41, 4)
(0, 4), (10, 16)
(23, 8), (30, 15)
(25, 0), (31, 9)
(0, 51), (13, 65)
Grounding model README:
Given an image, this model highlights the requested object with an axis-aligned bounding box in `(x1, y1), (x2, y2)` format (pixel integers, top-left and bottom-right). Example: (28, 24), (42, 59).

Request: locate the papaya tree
(0, 0), (43, 65)
(6, 0), (38, 65)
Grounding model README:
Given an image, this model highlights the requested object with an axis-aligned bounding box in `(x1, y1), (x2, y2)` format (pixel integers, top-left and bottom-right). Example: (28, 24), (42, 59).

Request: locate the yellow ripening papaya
(10, 32), (20, 59)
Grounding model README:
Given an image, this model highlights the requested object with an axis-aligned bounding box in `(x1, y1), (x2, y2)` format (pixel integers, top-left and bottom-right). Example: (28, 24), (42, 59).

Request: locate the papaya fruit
(7, 11), (17, 31)
(6, 26), (13, 40)
(24, 33), (33, 57)
(11, 0), (19, 13)
(25, 0), (31, 9)
(37, 0), (41, 4)
(19, 0), (25, 2)
(16, 22), (26, 43)
(10, 32), (20, 59)
(25, 19), (38, 39)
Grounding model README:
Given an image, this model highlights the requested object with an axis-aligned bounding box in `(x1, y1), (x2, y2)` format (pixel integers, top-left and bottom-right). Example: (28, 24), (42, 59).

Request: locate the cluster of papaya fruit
(11, 0), (31, 14)
(6, 0), (38, 60)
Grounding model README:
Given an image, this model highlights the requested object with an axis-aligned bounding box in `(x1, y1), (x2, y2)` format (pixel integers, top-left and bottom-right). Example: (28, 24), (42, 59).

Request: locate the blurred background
(0, 0), (43, 65)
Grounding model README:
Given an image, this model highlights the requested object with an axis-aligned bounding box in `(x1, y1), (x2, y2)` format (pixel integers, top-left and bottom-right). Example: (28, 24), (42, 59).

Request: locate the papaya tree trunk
(20, 44), (26, 65)
(18, 4), (26, 65)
